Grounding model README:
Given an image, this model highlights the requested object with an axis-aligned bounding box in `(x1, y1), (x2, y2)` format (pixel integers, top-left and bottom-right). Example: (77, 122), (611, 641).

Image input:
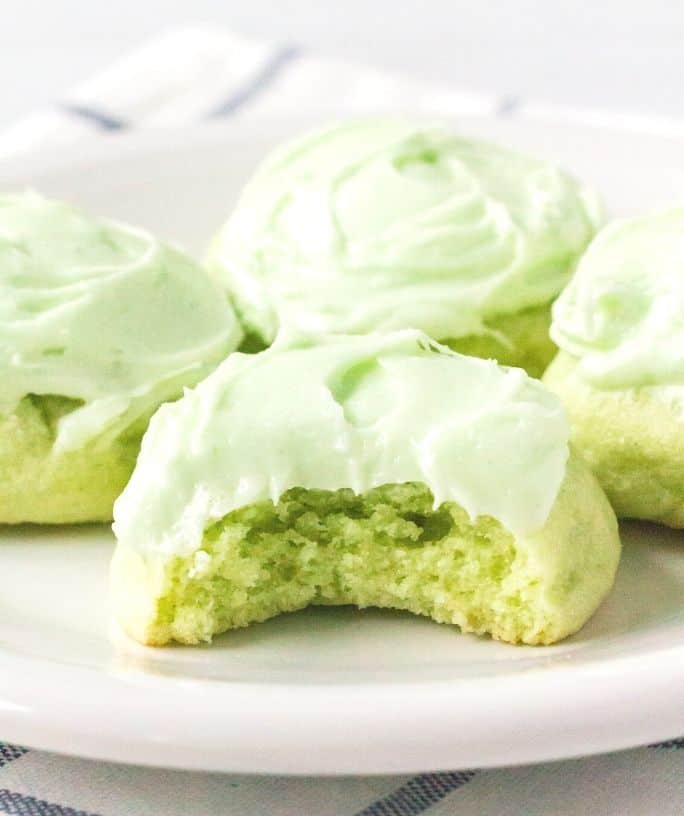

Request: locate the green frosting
(113, 330), (570, 557)
(208, 118), (602, 344)
(0, 192), (243, 452)
(551, 207), (684, 390)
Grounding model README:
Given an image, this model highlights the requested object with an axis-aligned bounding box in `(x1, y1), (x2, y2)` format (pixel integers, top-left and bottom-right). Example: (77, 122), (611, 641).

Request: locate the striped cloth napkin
(0, 26), (683, 816)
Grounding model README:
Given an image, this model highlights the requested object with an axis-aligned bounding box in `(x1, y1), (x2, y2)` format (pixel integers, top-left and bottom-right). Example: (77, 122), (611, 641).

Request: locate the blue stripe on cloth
(353, 771), (477, 816)
(0, 745), (28, 769)
(0, 790), (100, 816)
(495, 95), (521, 116)
(60, 104), (127, 131)
(209, 45), (301, 118)
(652, 737), (684, 749)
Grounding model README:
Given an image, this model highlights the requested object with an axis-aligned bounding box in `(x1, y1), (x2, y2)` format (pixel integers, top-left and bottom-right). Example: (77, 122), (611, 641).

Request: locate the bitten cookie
(111, 331), (620, 646)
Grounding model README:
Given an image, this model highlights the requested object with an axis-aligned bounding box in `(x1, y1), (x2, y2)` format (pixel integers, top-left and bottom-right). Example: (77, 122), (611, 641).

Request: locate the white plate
(0, 116), (683, 775)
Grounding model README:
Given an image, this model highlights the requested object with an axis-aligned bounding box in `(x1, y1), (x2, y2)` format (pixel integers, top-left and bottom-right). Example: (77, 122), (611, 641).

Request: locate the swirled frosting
(551, 207), (684, 389)
(0, 192), (243, 451)
(208, 118), (602, 344)
(113, 330), (570, 556)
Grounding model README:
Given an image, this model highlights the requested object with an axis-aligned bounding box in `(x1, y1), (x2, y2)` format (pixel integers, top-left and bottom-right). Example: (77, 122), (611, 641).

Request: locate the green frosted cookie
(111, 331), (620, 646)
(208, 118), (602, 374)
(0, 192), (243, 523)
(546, 207), (684, 527)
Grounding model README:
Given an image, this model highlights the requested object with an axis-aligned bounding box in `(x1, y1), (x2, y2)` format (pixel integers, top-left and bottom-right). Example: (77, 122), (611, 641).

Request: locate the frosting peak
(551, 207), (684, 389)
(113, 330), (570, 556)
(208, 118), (602, 343)
(0, 192), (243, 450)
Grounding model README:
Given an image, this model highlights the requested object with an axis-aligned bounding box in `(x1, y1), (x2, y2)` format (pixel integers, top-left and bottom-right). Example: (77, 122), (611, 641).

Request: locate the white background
(1, 0), (683, 127)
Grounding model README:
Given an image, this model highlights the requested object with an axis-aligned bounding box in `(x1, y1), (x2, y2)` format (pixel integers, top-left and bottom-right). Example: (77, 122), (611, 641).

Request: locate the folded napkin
(2, 26), (682, 163)
(0, 27), (499, 160)
(0, 26), (682, 816)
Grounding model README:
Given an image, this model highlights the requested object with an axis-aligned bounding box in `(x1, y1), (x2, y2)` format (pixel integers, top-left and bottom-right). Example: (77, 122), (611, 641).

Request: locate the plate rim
(1, 634), (683, 774)
(3, 109), (684, 181)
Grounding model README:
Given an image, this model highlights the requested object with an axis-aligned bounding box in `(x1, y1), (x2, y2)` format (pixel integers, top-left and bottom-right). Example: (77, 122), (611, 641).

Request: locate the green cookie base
(0, 396), (143, 524)
(443, 302), (556, 379)
(240, 303), (556, 377)
(111, 453), (620, 647)
(544, 351), (684, 528)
